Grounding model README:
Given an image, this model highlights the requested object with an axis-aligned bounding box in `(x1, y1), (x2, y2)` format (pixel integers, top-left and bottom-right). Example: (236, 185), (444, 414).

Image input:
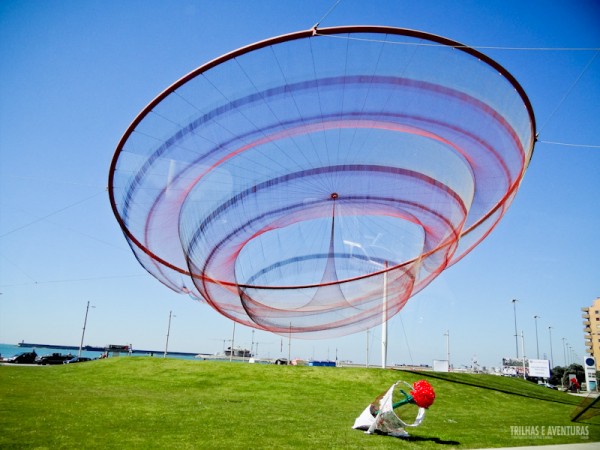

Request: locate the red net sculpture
(109, 26), (536, 338)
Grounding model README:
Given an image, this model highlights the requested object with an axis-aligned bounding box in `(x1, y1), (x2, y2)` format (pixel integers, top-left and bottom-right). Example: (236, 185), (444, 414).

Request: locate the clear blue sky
(1, 0), (598, 369)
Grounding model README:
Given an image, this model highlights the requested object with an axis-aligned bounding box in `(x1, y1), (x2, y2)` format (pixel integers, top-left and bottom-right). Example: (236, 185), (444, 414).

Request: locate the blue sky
(1, 0), (598, 369)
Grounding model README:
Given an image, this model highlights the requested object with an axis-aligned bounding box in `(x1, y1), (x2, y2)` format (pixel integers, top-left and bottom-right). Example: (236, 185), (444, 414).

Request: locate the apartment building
(582, 297), (600, 370)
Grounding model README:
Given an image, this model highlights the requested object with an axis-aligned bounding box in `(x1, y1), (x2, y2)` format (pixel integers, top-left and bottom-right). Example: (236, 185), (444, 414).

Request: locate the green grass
(1, 358), (598, 449)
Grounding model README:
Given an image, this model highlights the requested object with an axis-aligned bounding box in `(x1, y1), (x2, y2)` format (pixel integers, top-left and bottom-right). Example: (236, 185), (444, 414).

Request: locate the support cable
(313, 0), (342, 30)
(538, 49), (599, 134)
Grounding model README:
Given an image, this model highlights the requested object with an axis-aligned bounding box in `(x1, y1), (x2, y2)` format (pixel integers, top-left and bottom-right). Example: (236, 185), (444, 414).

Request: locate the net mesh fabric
(110, 27), (535, 338)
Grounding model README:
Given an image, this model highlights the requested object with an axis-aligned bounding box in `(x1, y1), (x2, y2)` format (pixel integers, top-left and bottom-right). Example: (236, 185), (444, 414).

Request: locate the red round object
(410, 380), (436, 409)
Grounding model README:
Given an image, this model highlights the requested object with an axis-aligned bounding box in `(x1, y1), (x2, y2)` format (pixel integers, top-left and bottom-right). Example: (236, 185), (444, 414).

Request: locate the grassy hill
(1, 358), (598, 448)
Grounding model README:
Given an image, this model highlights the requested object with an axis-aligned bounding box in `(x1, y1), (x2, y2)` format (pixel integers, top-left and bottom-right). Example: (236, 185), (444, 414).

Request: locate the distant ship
(18, 341), (104, 352)
(224, 347), (252, 358)
(17, 341), (199, 357)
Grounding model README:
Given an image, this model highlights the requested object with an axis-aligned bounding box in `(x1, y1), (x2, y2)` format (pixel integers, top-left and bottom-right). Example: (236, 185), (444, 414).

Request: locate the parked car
(37, 353), (74, 365)
(64, 356), (92, 364)
(6, 351), (37, 364)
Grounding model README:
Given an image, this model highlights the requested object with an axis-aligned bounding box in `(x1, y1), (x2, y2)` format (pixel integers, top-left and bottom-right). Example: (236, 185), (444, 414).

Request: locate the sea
(0, 342), (201, 361)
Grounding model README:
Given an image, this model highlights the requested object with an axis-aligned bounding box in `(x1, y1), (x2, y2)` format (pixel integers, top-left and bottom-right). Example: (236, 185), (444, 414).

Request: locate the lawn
(1, 358), (598, 448)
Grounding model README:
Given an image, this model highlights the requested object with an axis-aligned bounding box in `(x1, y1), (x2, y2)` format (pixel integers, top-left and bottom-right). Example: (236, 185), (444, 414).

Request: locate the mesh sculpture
(109, 26), (536, 338)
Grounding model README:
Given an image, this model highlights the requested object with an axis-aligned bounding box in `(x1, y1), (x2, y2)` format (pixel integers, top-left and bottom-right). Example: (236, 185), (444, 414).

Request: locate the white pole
(78, 301), (92, 357)
(366, 329), (369, 368)
(548, 326), (554, 369)
(230, 321), (236, 362)
(288, 322), (292, 363)
(520, 331), (526, 380)
(164, 310), (173, 358)
(381, 262), (388, 369)
(534, 315), (541, 359)
(512, 299), (519, 358)
(445, 330), (450, 369)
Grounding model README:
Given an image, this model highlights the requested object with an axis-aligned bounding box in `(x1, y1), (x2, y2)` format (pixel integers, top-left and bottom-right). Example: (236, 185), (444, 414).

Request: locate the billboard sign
(528, 359), (550, 378)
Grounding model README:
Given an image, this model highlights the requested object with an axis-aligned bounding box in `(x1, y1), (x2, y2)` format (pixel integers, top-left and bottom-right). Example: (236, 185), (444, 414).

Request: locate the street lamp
(444, 330), (450, 368)
(365, 328), (370, 368)
(569, 345), (576, 365)
(562, 338), (567, 366)
(230, 321), (236, 362)
(533, 315), (541, 359)
(512, 299), (519, 358)
(164, 311), (175, 358)
(548, 326), (554, 368)
(78, 301), (95, 357)
(520, 331), (526, 380)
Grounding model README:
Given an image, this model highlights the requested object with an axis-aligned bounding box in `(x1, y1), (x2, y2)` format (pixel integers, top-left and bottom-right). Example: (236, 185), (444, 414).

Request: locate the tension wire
(313, 0), (342, 30)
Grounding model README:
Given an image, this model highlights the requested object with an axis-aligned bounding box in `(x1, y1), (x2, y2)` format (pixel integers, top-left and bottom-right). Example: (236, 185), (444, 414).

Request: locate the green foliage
(550, 366), (566, 387)
(1, 358), (598, 449)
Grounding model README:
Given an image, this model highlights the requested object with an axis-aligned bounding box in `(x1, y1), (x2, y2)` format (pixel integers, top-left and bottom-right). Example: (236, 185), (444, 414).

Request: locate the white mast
(381, 262), (388, 369)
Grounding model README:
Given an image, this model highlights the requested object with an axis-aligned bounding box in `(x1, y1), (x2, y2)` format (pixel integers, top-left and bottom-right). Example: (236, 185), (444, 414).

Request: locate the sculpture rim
(108, 24), (537, 288)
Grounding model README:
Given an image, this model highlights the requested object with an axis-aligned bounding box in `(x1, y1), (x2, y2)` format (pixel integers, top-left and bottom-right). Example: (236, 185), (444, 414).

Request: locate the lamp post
(562, 337), (567, 366)
(533, 315), (541, 359)
(365, 328), (370, 368)
(520, 331), (526, 380)
(78, 301), (95, 357)
(512, 299), (519, 358)
(288, 322), (292, 363)
(444, 330), (450, 369)
(164, 311), (175, 358)
(230, 321), (236, 362)
(548, 326), (554, 368)
(569, 345), (576, 365)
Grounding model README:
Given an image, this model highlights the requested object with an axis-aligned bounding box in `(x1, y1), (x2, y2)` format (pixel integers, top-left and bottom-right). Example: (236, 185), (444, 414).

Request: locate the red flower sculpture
(372, 379), (436, 415)
(410, 380), (436, 409)
(570, 378), (580, 390)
